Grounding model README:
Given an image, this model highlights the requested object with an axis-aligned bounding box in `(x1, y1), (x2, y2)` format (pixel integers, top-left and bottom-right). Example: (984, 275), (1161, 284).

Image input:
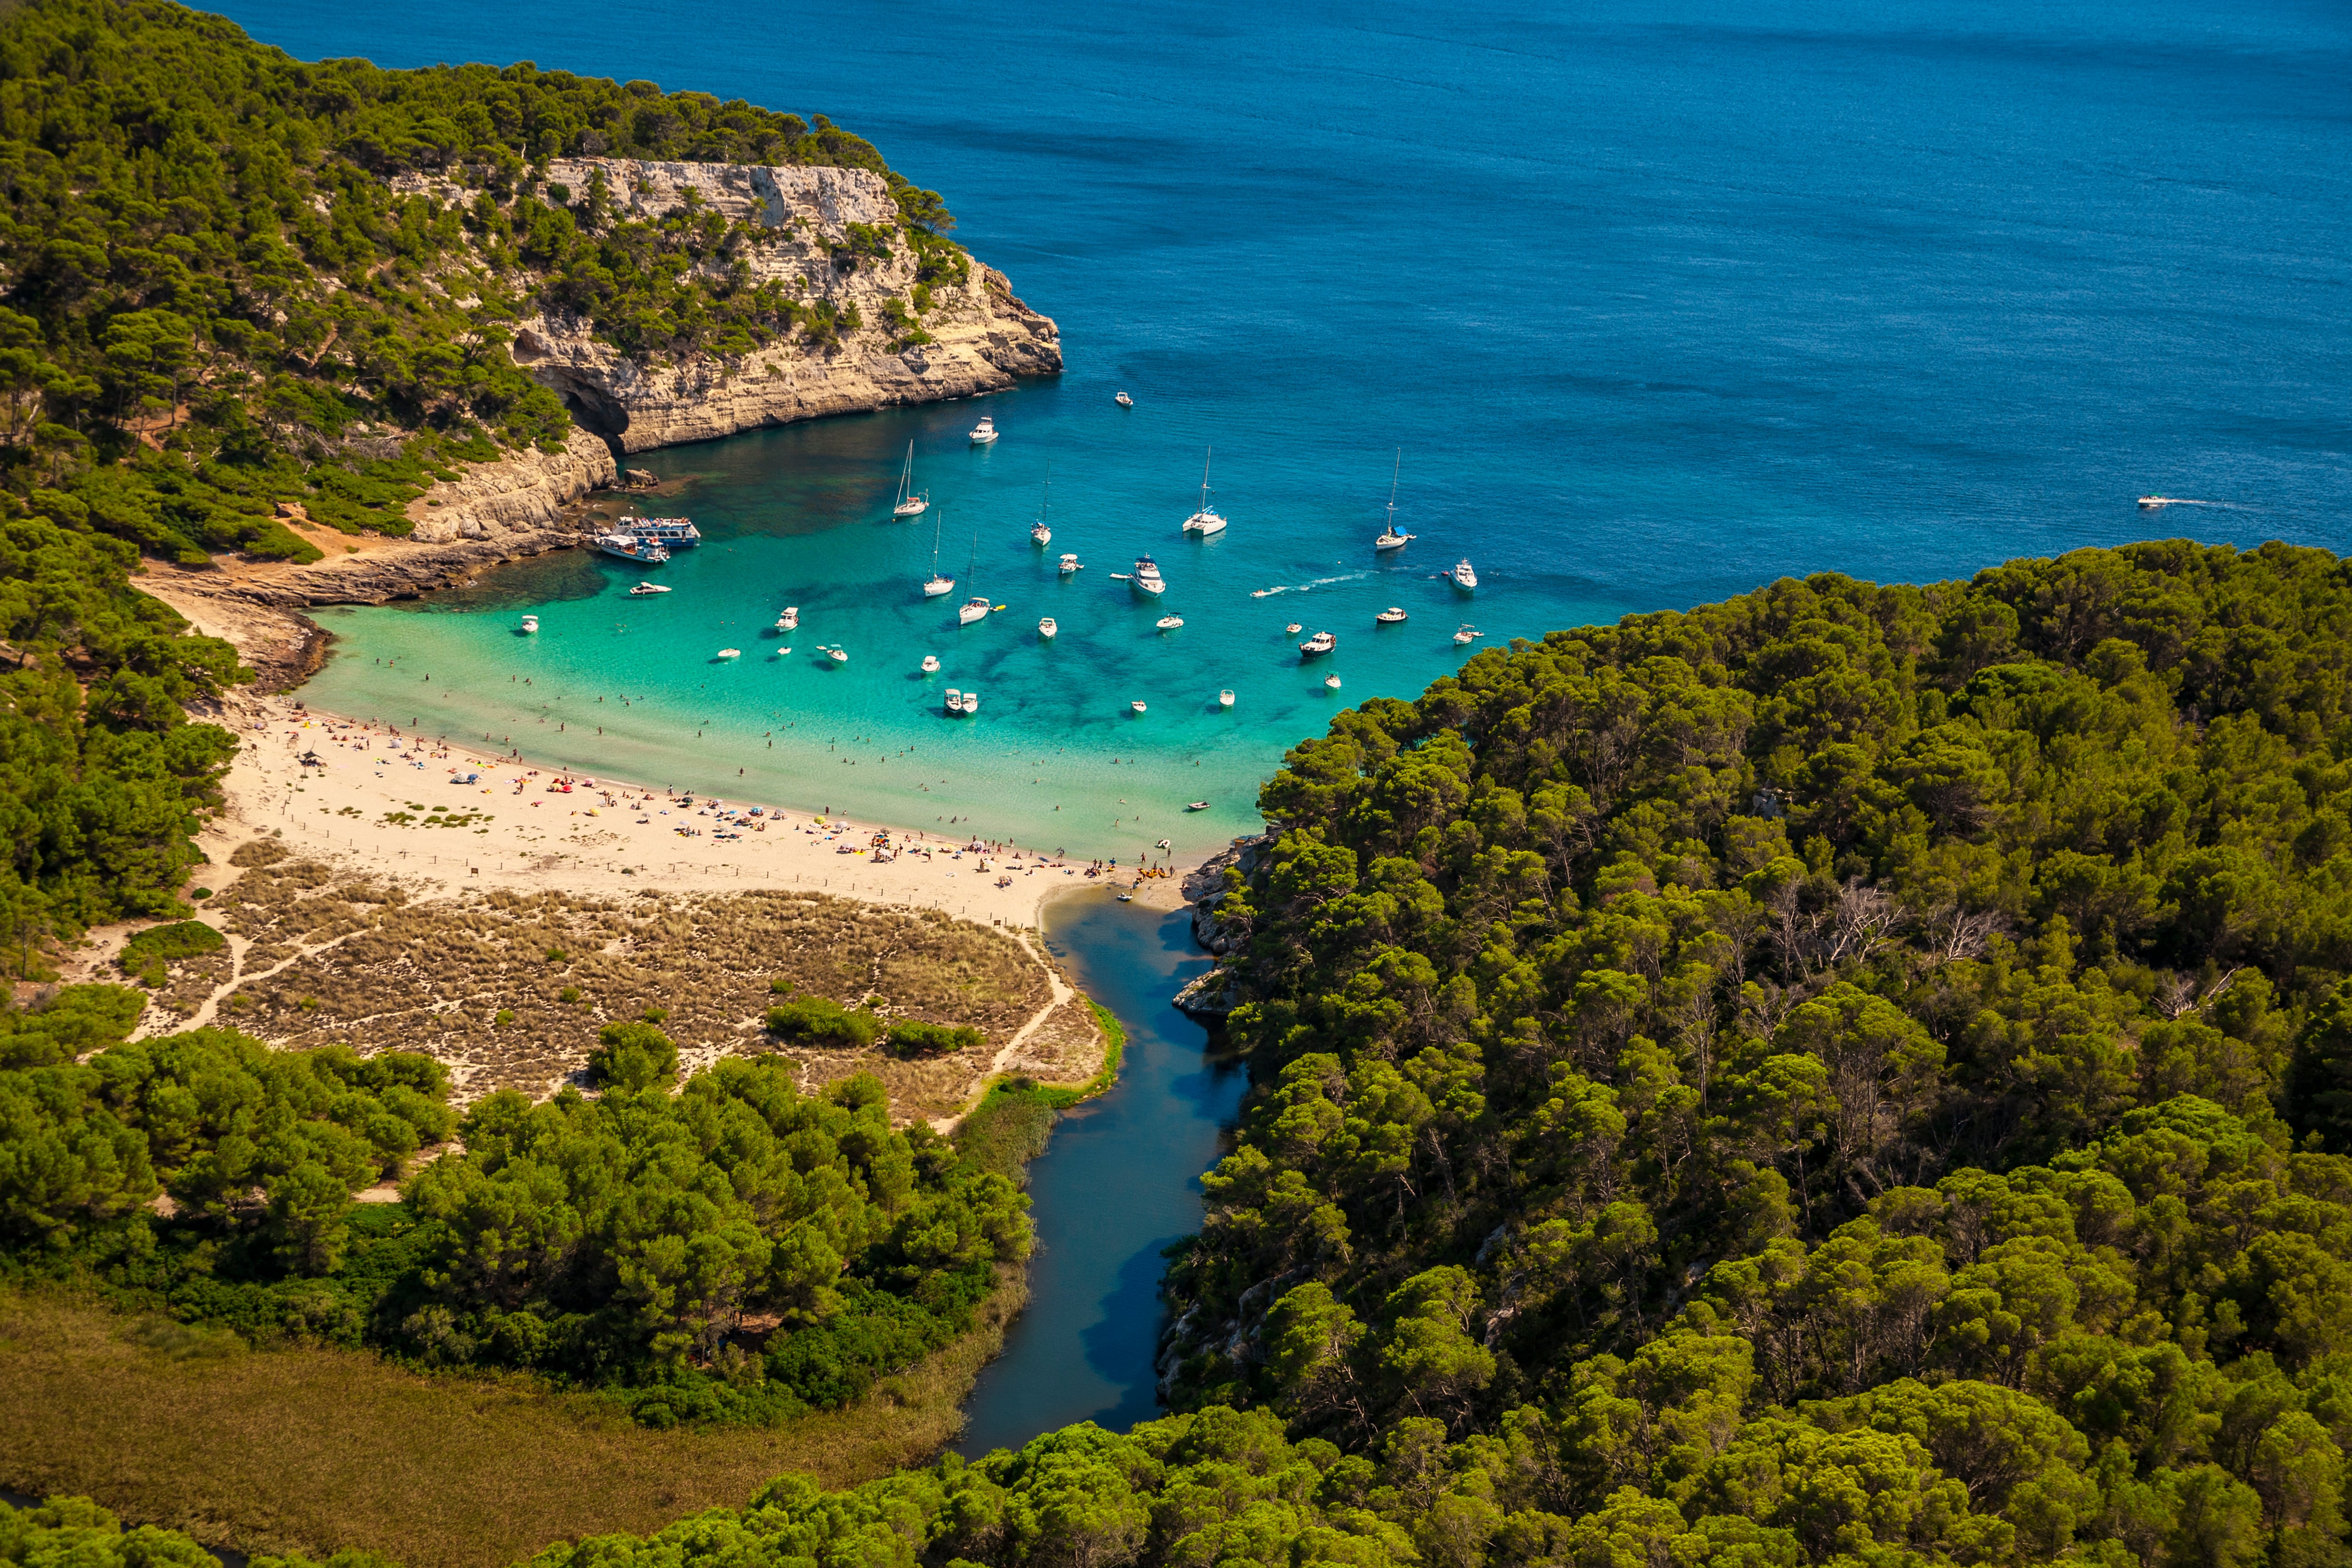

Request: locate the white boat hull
(1134, 578), (1165, 595)
(924, 578), (956, 597)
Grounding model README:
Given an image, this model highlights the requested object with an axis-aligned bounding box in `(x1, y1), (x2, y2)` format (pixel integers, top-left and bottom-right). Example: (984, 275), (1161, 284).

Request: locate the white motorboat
(1452, 559), (1478, 590)
(1454, 623), (1480, 646)
(944, 687), (963, 713)
(827, 646), (849, 665)
(1182, 448), (1227, 536)
(1285, 622), (1302, 634)
(959, 595), (992, 626)
(1130, 700), (1147, 715)
(1157, 615), (1184, 630)
(1374, 450), (1414, 550)
(1325, 674), (1342, 690)
(1116, 390), (1133, 408)
(1186, 800), (1210, 811)
(892, 441), (929, 517)
(1059, 553), (1081, 575)
(1031, 468), (1052, 546)
(2139, 496), (2174, 510)
(716, 648), (740, 660)
(627, 582), (669, 596)
(1218, 689), (1235, 708)
(923, 508), (956, 597)
(921, 655), (940, 673)
(519, 615), (539, 634)
(1299, 630), (1336, 657)
(1375, 607), (1407, 624)
(961, 689), (981, 713)
(777, 606), (799, 630)
(1038, 617), (1057, 639)
(594, 533), (669, 565)
(969, 415), (998, 444)
(1132, 555), (1166, 595)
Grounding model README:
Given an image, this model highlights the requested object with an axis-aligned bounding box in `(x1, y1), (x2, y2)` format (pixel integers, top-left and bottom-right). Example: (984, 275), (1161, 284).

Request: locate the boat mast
(899, 441), (914, 507)
(1385, 448), (1400, 536)
(1201, 446), (1213, 513)
(930, 507), (944, 577)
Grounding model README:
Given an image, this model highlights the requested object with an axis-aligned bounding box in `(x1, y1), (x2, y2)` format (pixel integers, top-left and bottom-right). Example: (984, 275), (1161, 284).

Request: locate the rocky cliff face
(507, 158), (1062, 453)
(401, 427), (618, 545)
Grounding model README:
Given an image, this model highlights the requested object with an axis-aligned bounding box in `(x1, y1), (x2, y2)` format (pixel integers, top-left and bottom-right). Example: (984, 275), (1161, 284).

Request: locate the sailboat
(922, 508), (956, 597)
(1373, 450), (1414, 551)
(1182, 448), (1227, 536)
(892, 441), (928, 517)
(958, 522), (990, 624)
(1031, 467), (1053, 546)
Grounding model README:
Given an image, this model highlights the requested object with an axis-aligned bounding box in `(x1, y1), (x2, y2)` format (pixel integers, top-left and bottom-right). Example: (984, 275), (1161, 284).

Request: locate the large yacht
(1452, 559), (1479, 590)
(1132, 555), (1167, 595)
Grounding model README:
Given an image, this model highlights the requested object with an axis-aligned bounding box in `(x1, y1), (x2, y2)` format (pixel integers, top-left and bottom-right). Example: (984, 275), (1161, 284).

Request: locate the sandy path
(197, 690), (1196, 928)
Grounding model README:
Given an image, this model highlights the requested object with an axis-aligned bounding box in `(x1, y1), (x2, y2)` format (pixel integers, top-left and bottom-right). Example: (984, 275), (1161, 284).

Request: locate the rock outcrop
(402, 427), (618, 545)
(505, 158), (1061, 452)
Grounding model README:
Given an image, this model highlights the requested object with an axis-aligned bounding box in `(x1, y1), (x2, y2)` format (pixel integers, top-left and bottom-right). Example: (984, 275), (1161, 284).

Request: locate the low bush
(764, 996), (881, 1047)
(883, 1020), (982, 1057)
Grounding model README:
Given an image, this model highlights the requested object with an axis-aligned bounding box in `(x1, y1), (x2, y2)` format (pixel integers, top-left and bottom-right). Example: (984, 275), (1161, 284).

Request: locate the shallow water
(241, 0), (2351, 862)
(954, 894), (1243, 1455)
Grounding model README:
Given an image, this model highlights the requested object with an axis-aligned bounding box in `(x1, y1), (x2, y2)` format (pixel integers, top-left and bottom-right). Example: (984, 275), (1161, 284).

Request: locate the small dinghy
(520, 615), (539, 634)
(1285, 622), (1302, 634)
(1157, 615), (1184, 630)
(826, 646), (849, 665)
(1038, 617), (1057, 639)
(1325, 674), (1342, 689)
(1130, 700), (1147, 715)
(716, 648), (740, 660)
(921, 655), (940, 673)
(1186, 800), (1210, 811)
(1218, 689), (1235, 708)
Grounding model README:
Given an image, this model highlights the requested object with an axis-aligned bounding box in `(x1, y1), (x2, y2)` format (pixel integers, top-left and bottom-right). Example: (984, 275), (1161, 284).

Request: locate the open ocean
(232, 0), (2352, 862)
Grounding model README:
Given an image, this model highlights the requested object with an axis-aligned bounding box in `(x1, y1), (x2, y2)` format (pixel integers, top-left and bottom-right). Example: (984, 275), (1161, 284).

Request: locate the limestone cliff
(505, 158), (1062, 452)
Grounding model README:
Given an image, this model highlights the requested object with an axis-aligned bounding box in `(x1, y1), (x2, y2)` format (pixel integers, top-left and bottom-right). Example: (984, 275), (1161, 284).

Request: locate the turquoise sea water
(245, 0), (2352, 861)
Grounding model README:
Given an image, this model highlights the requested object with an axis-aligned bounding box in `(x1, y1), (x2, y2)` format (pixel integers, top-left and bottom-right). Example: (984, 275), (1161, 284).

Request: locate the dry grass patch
(164, 862), (1094, 1117)
(0, 1275), (1024, 1568)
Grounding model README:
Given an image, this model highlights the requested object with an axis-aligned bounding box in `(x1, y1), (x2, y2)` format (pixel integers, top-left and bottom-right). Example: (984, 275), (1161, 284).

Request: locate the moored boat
(1186, 800), (1210, 810)
(1325, 674), (1342, 690)
(959, 595), (992, 626)
(1038, 617), (1057, 639)
(923, 507), (956, 597)
(1157, 615), (1184, 630)
(921, 655), (940, 673)
(1376, 607), (1407, 624)
(627, 582), (669, 596)
(1132, 555), (1167, 595)
(826, 645), (849, 665)
(1374, 450), (1414, 550)
(1031, 468), (1053, 546)
(1116, 390), (1133, 407)
(1130, 700), (1147, 715)
(1059, 553), (1081, 575)
(777, 606), (799, 630)
(623, 516), (701, 548)
(1454, 623), (1480, 646)
(594, 533), (670, 565)
(1452, 558), (1478, 590)
(892, 442), (929, 517)
(1182, 448), (1228, 536)
(716, 648), (740, 659)
(1299, 630), (1336, 657)
(969, 415), (998, 444)
(519, 614), (539, 634)
(1218, 689), (1235, 708)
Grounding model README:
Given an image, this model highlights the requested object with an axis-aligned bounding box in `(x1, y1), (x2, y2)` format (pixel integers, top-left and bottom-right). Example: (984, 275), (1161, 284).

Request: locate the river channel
(954, 892), (1247, 1456)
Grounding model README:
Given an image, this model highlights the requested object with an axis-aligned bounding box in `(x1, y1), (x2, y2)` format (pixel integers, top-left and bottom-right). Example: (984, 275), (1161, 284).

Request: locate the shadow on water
(954, 889), (1246, 1457)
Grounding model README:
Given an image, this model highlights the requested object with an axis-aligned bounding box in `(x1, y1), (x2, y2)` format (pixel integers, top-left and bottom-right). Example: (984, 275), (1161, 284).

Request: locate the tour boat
(1452, 559), (1478, 590)
(2138, 496), (2174, 510)
(1157, 615), (1184, 630)
(1454, 623), (1480, 645)
(777, 606), (799, 630)
(1325, 674), (1342, 690)
(1031, 469), (1053, 546)
(1373, 450), (1414, 550)
(1299, 630), (1336, 657)
(1038, 617), (1057, 639)
(1132, 555), (1167, 595)
(1186, 800), (1210, 811)
(623, 516), (700, 548)
(959, 595), (992, 626)
(921, 655), (940, 673)
(969, 415), (998, 444)
(594, 533), (669, 564)
(519, 615), (539, 634)
(716, 648), (740, 660)
(627, 582), (669, 596)
(1218, 690), (1235, 708)
(923, 509), (956, 597)
(827, 646), (849, 665)
(1376, 607), (1408, 624)
(1116, 390), (1133, 408)
(944, 687), (963, 714)
(1130, 700), (1147, 715)
(1285, 622), (1302, 634)
(1059, 553), (1081, 575)
(892, 441), (929, 518)
(1182, 448), (1228, 536)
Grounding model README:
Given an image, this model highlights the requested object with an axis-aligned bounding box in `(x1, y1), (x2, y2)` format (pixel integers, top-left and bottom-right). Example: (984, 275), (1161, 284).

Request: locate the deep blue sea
(246, 0), (2352, 862)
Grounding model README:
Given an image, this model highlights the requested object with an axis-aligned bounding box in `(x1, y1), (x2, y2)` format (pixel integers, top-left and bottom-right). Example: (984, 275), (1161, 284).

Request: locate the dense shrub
(586, 1020), (676, 1090)
(885, 1020), (983, 1057)
(765, 996), (882, 1047)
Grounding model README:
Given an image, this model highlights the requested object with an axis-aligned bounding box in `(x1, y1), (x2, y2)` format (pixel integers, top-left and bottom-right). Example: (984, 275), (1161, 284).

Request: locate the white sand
(199, 690), (1195, 925)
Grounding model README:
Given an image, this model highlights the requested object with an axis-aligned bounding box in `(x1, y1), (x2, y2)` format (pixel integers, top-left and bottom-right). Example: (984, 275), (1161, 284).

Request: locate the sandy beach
(195, 689), (1198, 930)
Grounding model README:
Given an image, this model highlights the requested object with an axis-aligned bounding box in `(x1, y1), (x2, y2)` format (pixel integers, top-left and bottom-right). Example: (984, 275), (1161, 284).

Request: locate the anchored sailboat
(1374, 450), (1414, 551)
(923, 507), (956, 597)
(1183, 448), (1227, 536)
(892, 441), (928, 517)
(1031, 467), (1053, 546)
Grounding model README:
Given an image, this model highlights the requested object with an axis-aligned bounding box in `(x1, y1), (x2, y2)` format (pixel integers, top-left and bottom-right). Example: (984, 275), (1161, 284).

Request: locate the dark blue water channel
(955, 893), (1245, 1455)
